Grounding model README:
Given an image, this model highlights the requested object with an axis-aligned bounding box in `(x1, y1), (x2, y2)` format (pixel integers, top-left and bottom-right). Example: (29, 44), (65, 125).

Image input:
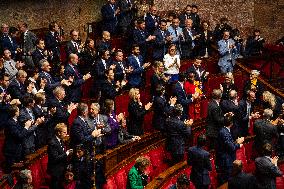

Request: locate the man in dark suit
(216, 114), (244, 185)
(254, 109), (279, 155)
(38, 59), (71, 100)
(245, 29), (265, 57)
(190, 5), (201, 31)
(18, 22), (38, 68)
(127, 45), (151, 88)
(96, 31), (114, 53)
(152, 19), (172, 61)
(174, 73), (197, 120)
(255, 143), (283, 189)
(186, 57), (209, 83)
(220, 90), (240, 139)
(7, 70), (27, 100)
(48, 86), (77, 125)
(206, 89), (226, 150)
(228, 160), (256, 189)
(112, 49), (130, 82)
(45, 21), (61, 63)
(65, 30), (81, 56)
(181, 19), (199, 59)
(188, 135), (212, 189)
(178, 5), (193, 28)
(4, 105), (37, 173)
(32, 39), (52, 68)
(117, 0), (134, 36)
(47, 123), (73, 189)
(152, 85), (175, 131)
(70, 103), (103, 152)
(92, 49), (114, 96)
(169, 174), (191, 189)
(0, 24), (20, 59)
(165, 104), (192, 164)
(132, 19), (156, 59)
(0, 74), (10, 129)
(145, 5), (160, 35)
(64, 53), (91, 102)
(101, 0), (120, 34)
(235, 90), (260, 137)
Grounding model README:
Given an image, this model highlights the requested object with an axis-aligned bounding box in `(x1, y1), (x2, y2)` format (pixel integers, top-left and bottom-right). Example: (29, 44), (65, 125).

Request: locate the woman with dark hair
(61, 166), (80, 189)
(198, 21), (214, 58)
(104, 99), (120, 148)
(79, 38), (97, 74)
(71, 144), (94, 189)
(128, 88), (152, 136)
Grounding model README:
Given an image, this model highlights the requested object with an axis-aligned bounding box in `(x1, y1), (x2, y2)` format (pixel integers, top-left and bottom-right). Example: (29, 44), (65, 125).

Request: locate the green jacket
(127, 166), (144, 189)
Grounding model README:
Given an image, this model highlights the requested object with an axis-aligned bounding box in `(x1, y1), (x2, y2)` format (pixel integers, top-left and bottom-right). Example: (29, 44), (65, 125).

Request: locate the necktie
(188, 29), (195, 48)
(174, 28), (178, 37)
(161, 30), (164, 38)
(9, 61), (15, 71)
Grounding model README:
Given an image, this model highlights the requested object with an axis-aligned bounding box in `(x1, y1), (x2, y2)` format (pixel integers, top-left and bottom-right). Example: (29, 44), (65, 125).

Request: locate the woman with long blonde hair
(262, 91), (284, 119)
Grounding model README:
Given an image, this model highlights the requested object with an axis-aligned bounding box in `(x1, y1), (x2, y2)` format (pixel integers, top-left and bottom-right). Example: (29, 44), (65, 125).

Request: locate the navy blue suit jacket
(39, 71), (61, 98)
(145, 13), (160, 34)
(216, 127), (240, 168)
(64, 64), (85, 102)
(45, 31), (60, 57)
(48, 98), (70, 125)
(132, 29), (149, 58)
(165, 116), (191, 155)
(127, 54), (145, 88)
(152, 29), (171, 61)
(174, 82), (193, 119)
(7, 79), (26, 100)
(101, 3), (118, 34)
(0, 34), (19, 58)
(152, 96), (173, 131)
(112, 60), (127, 81)
(70, 117), (94, 150)
(188, 146), (212, 186)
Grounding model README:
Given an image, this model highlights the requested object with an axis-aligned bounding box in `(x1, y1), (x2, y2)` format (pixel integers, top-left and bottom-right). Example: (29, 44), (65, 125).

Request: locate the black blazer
(186, 65), (207, 82)
(152, 96), (173, 131)
(255, 156), (283, 189)
(127, 100), (147, 136)
(206, 100), (224, 138)
(228, 172), (256, 189)
(112, 60), (127, 82)
(48, 98), (70, 125)
(64, 64), (85, 102)
(165, 116), (191, 155)
(188, 146), (212, 186)
(152, 29), (171, 61)
(7, 79), (26, 100)
(4, 118), (35, 160)
(45, 31), (60, 57)
(47, 137), (67, 178)
(31, 48), (48, 68)
(65, 40), (80, 56)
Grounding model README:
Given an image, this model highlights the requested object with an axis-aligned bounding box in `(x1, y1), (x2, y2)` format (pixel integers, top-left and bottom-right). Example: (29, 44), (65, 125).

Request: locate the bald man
(65, 29), (81, 56)
(96, 31), (114, 53)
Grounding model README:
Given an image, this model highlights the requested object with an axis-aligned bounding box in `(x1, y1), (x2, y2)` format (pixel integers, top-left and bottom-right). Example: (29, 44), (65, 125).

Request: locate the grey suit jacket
(22, 31), (37, 54)
(87, 114), (111, 146)
(217, 38), (238, 67)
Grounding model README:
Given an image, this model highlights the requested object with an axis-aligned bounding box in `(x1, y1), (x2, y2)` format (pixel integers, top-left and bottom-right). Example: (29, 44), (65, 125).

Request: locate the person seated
(14, 169), (33, 189)
(128, 88), (152, 136)
(71, 144), (94, 189)
(220, 72), (236, 100)
(163, 44), (181, 83)
(228, 160), (256, 189)
(127, 156), (150, 189)
(169, 173), (190, 189)
(3, 49), (23, 80)
(61, 166), (80, 189)
(198, 21), (214, 58)
(165, 104), (193, 164)
(188, 135), (212, 189)
(245, 29), (265, 57)
(255, 143), (283, 189)
(262, 91), (284, 120)
(118, 113), (141, 144)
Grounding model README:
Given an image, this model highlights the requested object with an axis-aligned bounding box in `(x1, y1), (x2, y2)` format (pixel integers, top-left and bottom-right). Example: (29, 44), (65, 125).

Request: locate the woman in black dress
(220, 72), (237, 100)
(127, 88), (152, 136)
